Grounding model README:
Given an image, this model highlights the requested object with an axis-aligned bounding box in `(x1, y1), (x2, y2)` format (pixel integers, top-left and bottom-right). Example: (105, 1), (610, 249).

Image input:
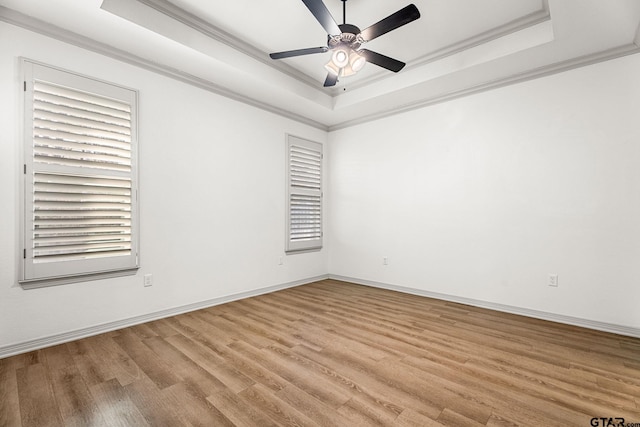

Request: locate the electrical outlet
(144, 274), (153, 287)
(548, 274), (558, 287)
(383, 257), (388, 266)
(278, 256), (284, 266)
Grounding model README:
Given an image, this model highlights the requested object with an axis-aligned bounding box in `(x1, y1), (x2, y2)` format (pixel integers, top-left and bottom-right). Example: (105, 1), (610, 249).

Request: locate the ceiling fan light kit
(330, 48), (349, 68)
(343, 51), (367, 76)
(270, 0), (421, 87)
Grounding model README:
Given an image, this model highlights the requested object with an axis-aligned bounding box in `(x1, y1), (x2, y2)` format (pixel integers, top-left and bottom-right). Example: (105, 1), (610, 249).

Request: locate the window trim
(285, 134), (323, 253)
(19, 58), (140, 288)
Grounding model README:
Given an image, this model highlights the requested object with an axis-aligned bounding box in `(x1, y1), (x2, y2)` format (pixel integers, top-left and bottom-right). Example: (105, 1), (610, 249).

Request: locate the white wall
(328, 53), (640, 330)
(0, 23), (327, 351)
(2, 21), (639, 354)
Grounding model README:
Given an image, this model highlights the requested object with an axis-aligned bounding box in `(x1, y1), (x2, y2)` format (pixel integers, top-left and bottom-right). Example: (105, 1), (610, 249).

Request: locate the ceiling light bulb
(341, 50), (366, 77)
(332, 48), (349, 68)
(350, 53), (366, 72)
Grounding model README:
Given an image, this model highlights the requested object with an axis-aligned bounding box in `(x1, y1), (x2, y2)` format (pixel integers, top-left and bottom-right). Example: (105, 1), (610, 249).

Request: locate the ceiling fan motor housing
(328, 24), (363, 51)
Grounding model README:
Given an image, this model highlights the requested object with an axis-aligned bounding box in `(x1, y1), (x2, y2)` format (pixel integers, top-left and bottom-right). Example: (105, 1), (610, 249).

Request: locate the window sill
(19, 267), (140, 290)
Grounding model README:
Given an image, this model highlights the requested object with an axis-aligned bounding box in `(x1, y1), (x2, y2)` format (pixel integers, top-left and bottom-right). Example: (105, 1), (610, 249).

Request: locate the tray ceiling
(1, 0), (639, 130)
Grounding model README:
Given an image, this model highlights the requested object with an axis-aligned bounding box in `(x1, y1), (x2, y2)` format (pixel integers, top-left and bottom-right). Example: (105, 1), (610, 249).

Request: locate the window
(286, 135), (322, 252)
(20, 60), (139, 287)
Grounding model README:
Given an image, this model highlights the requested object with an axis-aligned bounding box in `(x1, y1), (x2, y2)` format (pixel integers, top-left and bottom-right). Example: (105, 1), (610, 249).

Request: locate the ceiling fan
(270, 0), (421, 87)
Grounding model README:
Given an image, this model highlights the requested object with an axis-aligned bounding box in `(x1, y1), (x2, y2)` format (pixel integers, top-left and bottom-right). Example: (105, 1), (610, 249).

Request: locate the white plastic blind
(287, 136), (322, 251)
(33, 81), (132, 172)
(32, 82), (133, 262)
(22, 60), (139, 285)
(33, 173), (132, 262)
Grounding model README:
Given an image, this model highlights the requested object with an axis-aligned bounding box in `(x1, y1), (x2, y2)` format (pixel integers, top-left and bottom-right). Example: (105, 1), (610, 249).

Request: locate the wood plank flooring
(1, 279), (639, 426)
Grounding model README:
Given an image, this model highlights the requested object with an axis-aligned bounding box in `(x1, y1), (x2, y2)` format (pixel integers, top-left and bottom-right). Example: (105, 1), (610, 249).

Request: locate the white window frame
(286, 134), (323, 252)
(20, 59), (139, 288)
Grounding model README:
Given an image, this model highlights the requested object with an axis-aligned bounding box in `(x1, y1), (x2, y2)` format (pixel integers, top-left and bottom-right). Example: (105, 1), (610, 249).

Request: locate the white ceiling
(1, 0), (640, 130)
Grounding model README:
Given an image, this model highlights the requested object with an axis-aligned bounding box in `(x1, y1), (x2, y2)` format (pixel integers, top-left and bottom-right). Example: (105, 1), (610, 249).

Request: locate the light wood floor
(1, 280), (639, 426)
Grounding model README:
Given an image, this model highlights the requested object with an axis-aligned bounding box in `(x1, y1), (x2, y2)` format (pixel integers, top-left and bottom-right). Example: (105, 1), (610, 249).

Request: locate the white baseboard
(4, 273), (636, 359)
(0, 274), (329, 359)
(329, 275), (640, 339)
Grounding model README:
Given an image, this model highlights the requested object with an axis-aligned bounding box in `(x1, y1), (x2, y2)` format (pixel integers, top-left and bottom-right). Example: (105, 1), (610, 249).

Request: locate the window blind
(287, 136), (322, 252)
(33, 173), (132, 262)
(22, 60), (139, 286)
(33, 81), (132, 172)
(31, 82), (132, 262)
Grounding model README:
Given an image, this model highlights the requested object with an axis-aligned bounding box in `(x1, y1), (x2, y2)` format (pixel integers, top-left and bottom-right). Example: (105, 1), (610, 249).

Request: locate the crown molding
(111, 0), (553, 100)
(413, 1), (551, 69)
(3, 3), (639, 133)
(328, 43), (640, 131)
(333, 0), (551, 94)
(132, 0), (322, 90)
(0, 6), (329, 131)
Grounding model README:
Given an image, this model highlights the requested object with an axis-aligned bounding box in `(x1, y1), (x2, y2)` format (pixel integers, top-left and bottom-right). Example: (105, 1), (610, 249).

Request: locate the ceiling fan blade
(359, 49), (406, 72)
(270, 46), (328, 59)
(301, 0), (342, 35)
(323, 73), (338, 87)
(360, 4), (420, 42)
